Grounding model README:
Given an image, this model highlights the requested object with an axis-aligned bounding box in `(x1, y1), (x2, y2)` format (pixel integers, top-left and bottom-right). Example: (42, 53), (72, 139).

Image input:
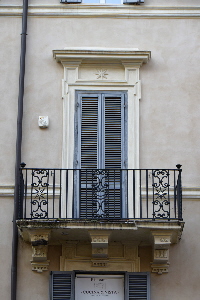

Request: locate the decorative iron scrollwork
(91, 170), (109, 219)
(152, 170), (170, 219)
(31, 170), (49, 219)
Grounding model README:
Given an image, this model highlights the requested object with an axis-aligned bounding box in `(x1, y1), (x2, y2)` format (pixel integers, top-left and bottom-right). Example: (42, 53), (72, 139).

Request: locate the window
(53, 47), (151, 219)
(83, 0), (122, 4)
(74, 91), (127, 170)
(60, 0), (144, 4)
(50, 272), (150, 300)
(74, 91), (127, 219)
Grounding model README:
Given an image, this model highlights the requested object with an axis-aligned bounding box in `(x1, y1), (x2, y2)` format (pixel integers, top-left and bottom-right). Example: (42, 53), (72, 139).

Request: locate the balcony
(16, 165), (184, 273)
(18, 166), (183, 221)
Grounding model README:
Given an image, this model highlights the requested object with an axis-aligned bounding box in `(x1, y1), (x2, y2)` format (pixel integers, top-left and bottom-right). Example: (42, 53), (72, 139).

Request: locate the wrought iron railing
(18, 164), (182, 221)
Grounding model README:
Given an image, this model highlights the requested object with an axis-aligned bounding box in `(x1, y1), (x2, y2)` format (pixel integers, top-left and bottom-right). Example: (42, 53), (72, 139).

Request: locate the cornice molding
(1, 184), (200, 199)
(53, 48), (151, 66)
(0, 185), (14, 197)
(0, 5), (200, 19)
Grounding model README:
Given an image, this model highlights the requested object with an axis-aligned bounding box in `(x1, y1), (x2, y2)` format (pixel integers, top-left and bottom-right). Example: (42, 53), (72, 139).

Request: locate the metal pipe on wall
(11, 1), (28, 300)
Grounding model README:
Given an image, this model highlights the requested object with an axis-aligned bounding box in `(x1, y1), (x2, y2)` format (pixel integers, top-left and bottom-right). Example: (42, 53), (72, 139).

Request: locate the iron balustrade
(18, 166), (182, 221)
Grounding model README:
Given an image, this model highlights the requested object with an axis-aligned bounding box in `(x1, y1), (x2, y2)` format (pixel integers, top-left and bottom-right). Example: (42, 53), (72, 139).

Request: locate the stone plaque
(75, 275), (124, 300)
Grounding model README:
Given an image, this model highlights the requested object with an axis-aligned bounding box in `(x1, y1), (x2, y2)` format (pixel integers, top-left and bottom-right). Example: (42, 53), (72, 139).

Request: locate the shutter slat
(127, 273), (150, 300)
(52, 273), (74, 300)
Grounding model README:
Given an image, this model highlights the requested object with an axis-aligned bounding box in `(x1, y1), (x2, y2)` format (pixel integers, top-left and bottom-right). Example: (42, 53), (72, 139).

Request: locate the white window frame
(53, 48), (151, 219)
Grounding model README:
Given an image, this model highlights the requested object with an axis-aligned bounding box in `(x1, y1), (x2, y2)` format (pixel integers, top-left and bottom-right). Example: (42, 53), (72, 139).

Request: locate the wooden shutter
(125, 272), (150, 300)
(60, 0), (82, 3)
(81, 95), (99, 169)
(103, 94), (124, 218)
(104, 94), (122, 169)
(50, 272), (75, 300)
(123, 0), (144, 4)
(75, 92), (126, 219)
(79, 95), (99, 218)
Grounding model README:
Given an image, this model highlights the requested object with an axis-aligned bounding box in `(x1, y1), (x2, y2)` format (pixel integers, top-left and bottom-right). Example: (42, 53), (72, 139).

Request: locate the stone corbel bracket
(89, 231), (111, 259)
(29, 231), (51, 273)
(151, 231), (172, 275)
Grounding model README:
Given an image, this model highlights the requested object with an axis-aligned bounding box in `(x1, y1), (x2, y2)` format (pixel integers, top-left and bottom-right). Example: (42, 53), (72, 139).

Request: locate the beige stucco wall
(0, 17), (21, 184)
(1, 2), (200, 300)
(0, 197), (14, 299)
(1, 14), (200, 185)
(22, 16), (200, 187)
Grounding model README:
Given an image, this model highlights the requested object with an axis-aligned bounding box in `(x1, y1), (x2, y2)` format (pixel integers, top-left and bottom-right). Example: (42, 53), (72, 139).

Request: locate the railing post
(176, 164), (182, 220)
(18, 162), (26, 219)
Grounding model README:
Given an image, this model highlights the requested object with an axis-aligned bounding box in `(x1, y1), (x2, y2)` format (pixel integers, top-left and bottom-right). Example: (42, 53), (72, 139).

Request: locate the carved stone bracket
(151, 231), (172, 275)
(89, 231), (111, 259)
(31, 261), (50, 273)
(151, 263), (170, 275)
(29, 231), (50, 272)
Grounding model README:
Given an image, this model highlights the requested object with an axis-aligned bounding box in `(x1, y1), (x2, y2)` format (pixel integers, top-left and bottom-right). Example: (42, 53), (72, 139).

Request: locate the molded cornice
(1, 185), (200, 199)
(0, 5), (200, 18)
(53, 48), (151, 66)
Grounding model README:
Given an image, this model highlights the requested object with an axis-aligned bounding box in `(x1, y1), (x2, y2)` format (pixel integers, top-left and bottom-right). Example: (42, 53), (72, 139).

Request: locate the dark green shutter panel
(51, 272), (74, 300)
(126, 273), (150, 300)
(60, 0), (82, 3)
(123, 0), (144, 4)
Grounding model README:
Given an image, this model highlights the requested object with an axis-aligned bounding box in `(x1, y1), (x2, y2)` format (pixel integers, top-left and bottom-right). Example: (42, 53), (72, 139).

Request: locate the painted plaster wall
(0, 197), (14, 299)
(20, 16), (200, 187)
(0, 17), (21, 184)
(1, 2), (200, 300)
(0, 6), (200, 187)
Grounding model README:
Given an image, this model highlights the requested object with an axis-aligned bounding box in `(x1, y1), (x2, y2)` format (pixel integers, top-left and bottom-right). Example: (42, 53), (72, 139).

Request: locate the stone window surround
(53, 47), (151, 170)
(53, 47), (151, 219)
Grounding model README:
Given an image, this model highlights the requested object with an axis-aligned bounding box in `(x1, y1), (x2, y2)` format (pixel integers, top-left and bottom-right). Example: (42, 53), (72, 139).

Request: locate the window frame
(73, 90), (128, 219)
(74, 90), (128, 170)
(52, 47), (151, 218)
(50, 271), (151, 300)
(60, 0), (144, 4)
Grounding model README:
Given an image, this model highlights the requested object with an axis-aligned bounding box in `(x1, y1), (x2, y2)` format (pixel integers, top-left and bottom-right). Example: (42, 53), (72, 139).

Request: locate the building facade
(0, 0), (200, 299)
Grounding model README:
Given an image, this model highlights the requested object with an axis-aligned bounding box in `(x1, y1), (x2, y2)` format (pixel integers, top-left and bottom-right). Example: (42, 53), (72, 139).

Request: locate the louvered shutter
(123, 0), (144, 4)
(79, 95), (99, 218)
(75, 92), (126, 219)
(103, 94), (124, 218)
(81, 95), (99, 169)
(60, 0), (82, 4)
(51, 272), (75, 300)
(125, 272), (150, 300)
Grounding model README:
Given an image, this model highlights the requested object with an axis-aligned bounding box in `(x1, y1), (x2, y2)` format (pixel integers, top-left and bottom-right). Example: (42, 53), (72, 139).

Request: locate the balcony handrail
(19, 167), (182, 171)
(18, 166), (183, 221)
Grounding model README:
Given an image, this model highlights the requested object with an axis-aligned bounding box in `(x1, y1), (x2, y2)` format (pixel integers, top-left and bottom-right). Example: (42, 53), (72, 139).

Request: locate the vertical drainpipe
(11, 1), (28, 300)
